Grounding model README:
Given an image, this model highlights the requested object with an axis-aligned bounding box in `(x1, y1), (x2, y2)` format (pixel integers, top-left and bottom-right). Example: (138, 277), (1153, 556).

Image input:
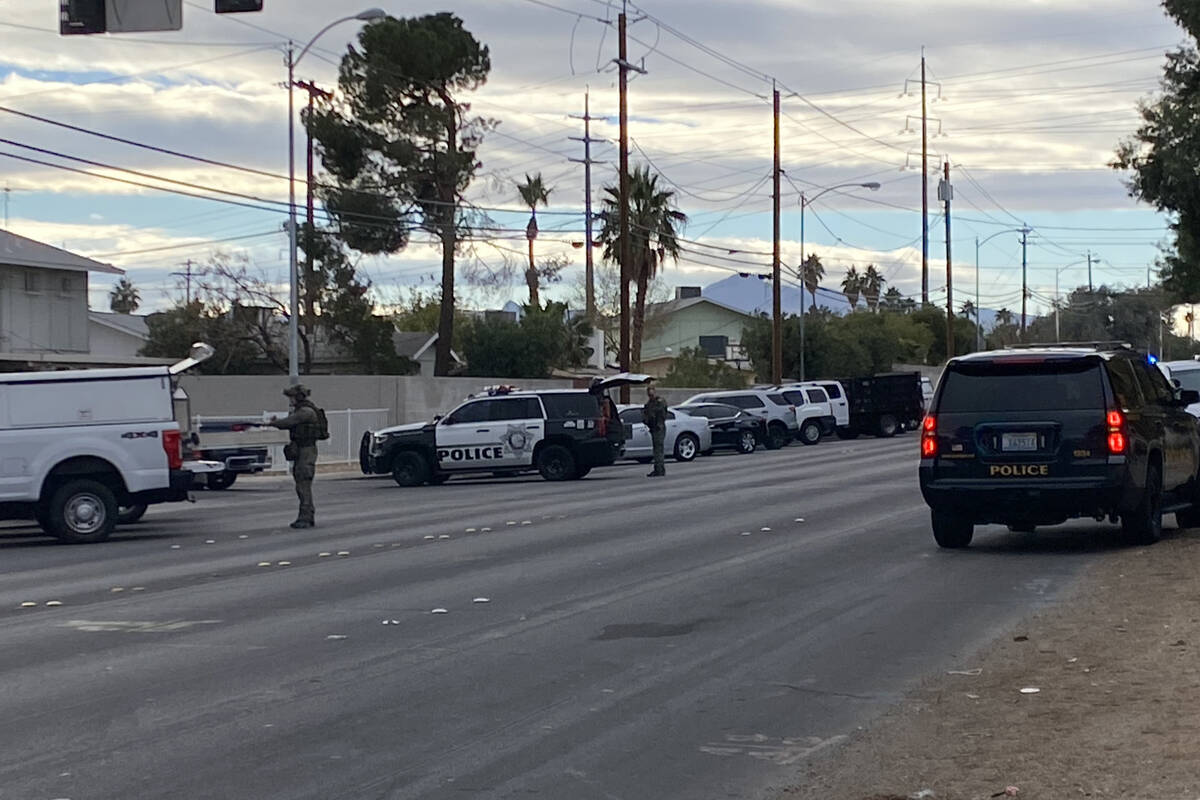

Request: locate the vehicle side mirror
(1178, 389), (1199, 406)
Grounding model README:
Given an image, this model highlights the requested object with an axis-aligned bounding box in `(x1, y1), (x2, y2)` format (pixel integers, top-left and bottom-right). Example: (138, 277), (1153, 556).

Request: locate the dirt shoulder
(771, 527), (1200, 800)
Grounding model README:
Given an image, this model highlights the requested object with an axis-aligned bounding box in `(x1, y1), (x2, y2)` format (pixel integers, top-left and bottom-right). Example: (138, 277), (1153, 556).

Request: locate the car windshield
(939, 359), (1105, 412)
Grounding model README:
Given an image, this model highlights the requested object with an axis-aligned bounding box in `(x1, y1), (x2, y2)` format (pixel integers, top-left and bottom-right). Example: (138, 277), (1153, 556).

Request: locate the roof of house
(88, 311), (149, 340)
(392, 331), (463, 364)
(645, 296), (757, 319)
(0, 230), (123, 275)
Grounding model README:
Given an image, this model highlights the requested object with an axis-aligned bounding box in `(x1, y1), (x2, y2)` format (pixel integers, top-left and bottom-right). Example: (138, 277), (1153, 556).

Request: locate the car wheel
(835, 427), (858, 440)
(1006, 523), (1036, 533)
(428, 472), (450, 485)
(117, 503), (148, 525)
(931, 509), (973, 549)
(391, 451), (431, 487)
(635, 457), (653, 464)
(47, 479), (118, 544)
(573, 466), (592, 479)
(1176, 505), (1200, 528)
(877, 414), (898, 438)
(359, 432), (373, 475)
(799, 420), (822, 446)
(1122, 461), (1163, 545)
(674, 432), (699, 462)
(737, 430), (757, 454)
(537, 444), (577, 481)
(206, 471), (237, 490)
(765, 424), (788, 450)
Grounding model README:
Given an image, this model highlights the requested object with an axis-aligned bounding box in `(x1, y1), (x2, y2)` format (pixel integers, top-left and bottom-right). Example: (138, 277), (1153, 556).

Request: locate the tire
(117, 503), (148, 525)
(428, 472), (450, 485)
(1006, 523), (1036, 533)
(877, 414), (898, 438)
(674, 432), (700, 462)
(798, 420), (822, 446)
(46, 479), (118, 544)
(1122, 461), (1163, 545)
(537, 444), (577, 482)
(764, 423), (788, 450)
(835, 427), (859, 440)
(391, 450), (431, 487)
(736, 430), (757, 454)
(635, 457), (653, 465)
(359, 432), (373, 475)
(573, 466), (592, 479)
(206, 471), (237, 490)
(1176, 505), (1200, 529)
(931, 509), (973, 549)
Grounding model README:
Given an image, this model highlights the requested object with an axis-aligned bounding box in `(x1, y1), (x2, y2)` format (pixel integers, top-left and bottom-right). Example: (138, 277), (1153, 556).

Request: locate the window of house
(23, 271), (39, 293)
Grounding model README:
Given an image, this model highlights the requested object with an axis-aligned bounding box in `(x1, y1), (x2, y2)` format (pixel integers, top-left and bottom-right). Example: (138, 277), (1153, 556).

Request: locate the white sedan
(617, 405), (712, 462)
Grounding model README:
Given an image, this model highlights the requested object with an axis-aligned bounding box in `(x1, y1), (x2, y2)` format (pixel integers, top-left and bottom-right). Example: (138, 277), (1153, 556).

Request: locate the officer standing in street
(642, 384), (668, 478)
(271, 384), (320, 529)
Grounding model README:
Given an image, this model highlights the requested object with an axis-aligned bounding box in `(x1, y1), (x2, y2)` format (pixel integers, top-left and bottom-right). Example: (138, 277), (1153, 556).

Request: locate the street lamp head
(356, 8), (387, 21)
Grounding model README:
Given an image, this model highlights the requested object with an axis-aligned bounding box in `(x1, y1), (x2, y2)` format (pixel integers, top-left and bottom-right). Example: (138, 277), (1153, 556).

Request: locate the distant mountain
(701, 274), (1010, 331)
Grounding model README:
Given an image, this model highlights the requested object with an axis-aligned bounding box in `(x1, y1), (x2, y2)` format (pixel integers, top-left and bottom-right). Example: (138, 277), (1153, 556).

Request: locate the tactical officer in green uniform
(642, 384), (668, 477)
(271, 384), (320, 529)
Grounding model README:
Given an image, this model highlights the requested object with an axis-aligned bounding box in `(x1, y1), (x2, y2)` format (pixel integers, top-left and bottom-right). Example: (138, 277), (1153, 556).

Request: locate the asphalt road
(0, 436), (1117, 800)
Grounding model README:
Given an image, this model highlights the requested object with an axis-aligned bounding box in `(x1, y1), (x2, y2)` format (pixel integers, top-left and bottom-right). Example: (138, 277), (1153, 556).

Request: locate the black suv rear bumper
(919, 462), (1130, 524)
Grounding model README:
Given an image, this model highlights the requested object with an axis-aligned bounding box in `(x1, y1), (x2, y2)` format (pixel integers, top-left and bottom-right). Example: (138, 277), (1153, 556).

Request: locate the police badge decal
(502, 424), (533, 456)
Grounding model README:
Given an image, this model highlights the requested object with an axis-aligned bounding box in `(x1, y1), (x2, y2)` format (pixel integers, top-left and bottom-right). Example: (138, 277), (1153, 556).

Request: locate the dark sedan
(675, 403), (762, 454)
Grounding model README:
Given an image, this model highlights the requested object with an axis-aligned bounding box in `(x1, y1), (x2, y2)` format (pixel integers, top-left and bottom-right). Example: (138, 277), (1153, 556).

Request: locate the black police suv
(361, 375), (650, 486)
(919, 344), (1200, 548)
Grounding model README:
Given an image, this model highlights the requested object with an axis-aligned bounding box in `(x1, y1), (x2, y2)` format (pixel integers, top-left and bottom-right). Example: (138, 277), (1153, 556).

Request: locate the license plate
(1001, 432), (1038, 452)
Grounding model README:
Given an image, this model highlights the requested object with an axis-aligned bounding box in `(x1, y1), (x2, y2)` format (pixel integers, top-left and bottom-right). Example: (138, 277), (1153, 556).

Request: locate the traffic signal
(215, 0), (263, 11)
(60, 0), (105, 35)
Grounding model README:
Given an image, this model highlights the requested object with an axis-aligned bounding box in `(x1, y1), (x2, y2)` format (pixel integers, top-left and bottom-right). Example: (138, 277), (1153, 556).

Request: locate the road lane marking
(60, 619), (221, 633)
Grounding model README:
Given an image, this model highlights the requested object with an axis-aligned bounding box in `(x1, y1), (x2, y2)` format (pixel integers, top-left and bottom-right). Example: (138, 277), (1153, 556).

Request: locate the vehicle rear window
(1170, 368), (1200, 393)
(540, 393), (600, 419)
(819, 383), (842, 399)
(939, 360), (1104, 412)
(806, 388), (829, 404)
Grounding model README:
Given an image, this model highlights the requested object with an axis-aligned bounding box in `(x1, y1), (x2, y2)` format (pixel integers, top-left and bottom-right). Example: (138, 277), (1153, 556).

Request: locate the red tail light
(921, 415), (938, 457)
(1106, 410), (1126, 455)
(162, 429), (183, 470)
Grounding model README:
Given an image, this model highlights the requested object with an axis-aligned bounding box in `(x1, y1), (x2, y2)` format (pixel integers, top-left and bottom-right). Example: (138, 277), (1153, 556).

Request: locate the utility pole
(939, 159), (953, 358)
(617, 10), (631, 396)
(171, 259), (195, 305)
(2, 186), (9, 229)
(1020, 226), (1030, 335)
(294, 79), (331, 340)
(1086, 250), (1094, 292)
(921, 48), (929, 306)
(569, 90), (604, 320)
(772, 83), (782, 385)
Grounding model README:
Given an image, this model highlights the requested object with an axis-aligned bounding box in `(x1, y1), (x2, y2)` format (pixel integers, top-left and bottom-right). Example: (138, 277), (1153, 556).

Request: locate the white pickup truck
(0, 343), (215, 543)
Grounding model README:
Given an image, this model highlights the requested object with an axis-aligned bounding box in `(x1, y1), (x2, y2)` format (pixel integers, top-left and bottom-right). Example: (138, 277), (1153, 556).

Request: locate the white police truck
(0, 343), (216, 543)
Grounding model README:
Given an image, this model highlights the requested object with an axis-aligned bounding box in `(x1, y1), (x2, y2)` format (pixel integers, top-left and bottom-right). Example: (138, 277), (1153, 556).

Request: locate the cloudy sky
(0, 0), (1186, 317)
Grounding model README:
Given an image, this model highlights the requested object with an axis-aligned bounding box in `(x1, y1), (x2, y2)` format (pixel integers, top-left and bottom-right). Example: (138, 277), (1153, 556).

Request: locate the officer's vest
(290, 401), (323, 446)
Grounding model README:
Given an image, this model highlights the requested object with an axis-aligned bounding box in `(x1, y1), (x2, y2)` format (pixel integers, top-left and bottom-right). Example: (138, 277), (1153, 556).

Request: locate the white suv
(683, 389), (797, 450)
(773, 385), (837, 445)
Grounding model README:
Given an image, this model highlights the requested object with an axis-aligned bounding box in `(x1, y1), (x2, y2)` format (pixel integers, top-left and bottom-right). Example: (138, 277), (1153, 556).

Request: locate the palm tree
(861, 264), (885, 312)
(517, 173), (552, 307)
(109, 277), (140, 314)
(842, 266), (862, 310)
(996, 307), (1015, 326)
(799, 254), (824, 310)
(960, 299), (976, 319)
(598, 166), (688, 369)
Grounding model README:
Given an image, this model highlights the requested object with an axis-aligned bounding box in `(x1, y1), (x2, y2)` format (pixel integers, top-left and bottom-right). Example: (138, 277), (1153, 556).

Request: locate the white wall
(88, 322), (145, 359)
(0, 265), (89, 353)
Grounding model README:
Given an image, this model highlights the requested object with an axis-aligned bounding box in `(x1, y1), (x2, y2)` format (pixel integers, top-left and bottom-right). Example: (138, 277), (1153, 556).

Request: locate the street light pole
(974, 228), (1031, 352)
(796, 182), (879, 381)
(286, 9), (386, 384)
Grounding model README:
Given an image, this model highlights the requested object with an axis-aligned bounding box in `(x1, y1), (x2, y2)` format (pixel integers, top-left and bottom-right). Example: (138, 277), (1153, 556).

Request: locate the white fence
(194, 408), (390, 470)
